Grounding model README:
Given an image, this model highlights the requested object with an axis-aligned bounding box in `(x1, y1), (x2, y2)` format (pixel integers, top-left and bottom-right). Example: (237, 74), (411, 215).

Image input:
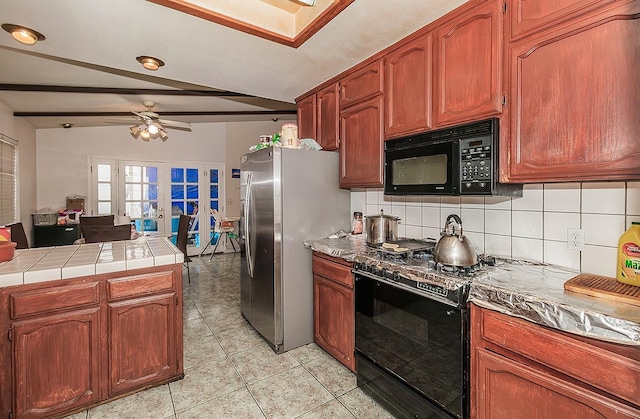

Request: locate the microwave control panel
(459, 136), (493, 194)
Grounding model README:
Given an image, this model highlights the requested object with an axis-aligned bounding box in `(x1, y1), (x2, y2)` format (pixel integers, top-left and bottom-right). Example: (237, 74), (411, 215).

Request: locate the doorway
(88, 157), (226, 256)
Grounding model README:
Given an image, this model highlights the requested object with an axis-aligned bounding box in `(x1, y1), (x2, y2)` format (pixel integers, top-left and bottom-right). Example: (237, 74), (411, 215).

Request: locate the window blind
(0, 134), (17, 226)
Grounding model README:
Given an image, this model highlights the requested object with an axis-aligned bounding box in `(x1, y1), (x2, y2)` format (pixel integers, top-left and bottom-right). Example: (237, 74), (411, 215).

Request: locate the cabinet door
(474, 348), (640, 418)
(313, 274), (355, 372)
(317, 84), (340, 150)
(297, 94), (317, 141)
(504, 9), (640, 182)
(434, 0), (503, 127)
(339, 61), (384, 108)
(108, 293), (178, 395)
(12, 308), (101, 419)
(385, 33), (433, 138)
(339, 95), (384, 188)
(508, 0), (624, 40)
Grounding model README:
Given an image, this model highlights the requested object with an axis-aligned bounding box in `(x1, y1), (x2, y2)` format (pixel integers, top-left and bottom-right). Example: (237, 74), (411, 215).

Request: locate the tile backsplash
(351, 182), (640, 278)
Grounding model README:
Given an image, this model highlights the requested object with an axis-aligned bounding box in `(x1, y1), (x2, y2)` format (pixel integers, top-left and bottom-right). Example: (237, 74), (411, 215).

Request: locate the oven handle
(353, 270), (463, 309)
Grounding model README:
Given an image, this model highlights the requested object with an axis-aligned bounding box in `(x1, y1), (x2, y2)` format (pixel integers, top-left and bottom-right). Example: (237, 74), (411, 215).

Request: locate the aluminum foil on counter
(469, 259), (640, 346)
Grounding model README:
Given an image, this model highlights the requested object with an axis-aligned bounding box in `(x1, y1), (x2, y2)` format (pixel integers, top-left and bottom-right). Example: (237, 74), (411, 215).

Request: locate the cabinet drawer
(312, 254), (353, 288)
(107, 271), (175, 301)
(479, 308), (640, 406)
(339, 60), (384, 108)
(10, 282), (100, 319)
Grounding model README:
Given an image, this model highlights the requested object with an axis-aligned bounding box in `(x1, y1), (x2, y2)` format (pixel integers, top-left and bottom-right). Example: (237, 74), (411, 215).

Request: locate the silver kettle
(434, 214), (478, 267)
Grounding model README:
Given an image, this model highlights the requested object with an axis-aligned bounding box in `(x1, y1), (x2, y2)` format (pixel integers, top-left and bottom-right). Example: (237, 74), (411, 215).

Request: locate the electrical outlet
(567, 228), (585, 251)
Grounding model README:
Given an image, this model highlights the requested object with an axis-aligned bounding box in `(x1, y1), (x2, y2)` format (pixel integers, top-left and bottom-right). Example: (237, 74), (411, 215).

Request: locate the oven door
(384, 139), (458, 195)
(355, 274), (467, 419)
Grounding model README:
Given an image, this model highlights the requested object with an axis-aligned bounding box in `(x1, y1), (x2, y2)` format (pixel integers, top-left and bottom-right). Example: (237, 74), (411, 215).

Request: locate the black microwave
(384, 118), (521, 196)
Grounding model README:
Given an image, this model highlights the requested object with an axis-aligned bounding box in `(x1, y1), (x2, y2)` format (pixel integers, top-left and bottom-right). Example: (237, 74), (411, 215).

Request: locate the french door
(88, 157), (226, 256)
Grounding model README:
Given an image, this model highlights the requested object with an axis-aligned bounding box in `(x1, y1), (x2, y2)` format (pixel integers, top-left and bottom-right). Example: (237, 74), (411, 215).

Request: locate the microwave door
(384, 141), (457, 195)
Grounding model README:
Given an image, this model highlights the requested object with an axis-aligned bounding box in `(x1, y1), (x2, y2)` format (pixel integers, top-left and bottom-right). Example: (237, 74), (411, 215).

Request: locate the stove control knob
(392, 271), (400, 281)
(380, 268), (388, 278)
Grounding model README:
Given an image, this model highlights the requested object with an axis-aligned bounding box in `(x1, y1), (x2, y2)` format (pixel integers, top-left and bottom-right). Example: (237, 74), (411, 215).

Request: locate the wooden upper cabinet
(297, 94), (317, 140)
(339, 95), (384, 188)
(507, 0), (626, 40)
(433, 0), (503, 127)
(339, 60), (384, 108)
(316, 84), (340, 150)
(503, 6), (640, 182)
(384, 33), (433, 139)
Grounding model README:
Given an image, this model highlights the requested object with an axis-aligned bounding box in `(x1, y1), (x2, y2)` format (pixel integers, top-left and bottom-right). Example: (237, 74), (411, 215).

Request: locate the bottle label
(622, 242), (640, 258)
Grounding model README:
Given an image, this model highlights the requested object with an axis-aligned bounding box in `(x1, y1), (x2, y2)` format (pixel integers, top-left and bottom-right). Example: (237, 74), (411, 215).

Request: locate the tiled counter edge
(0, 237), (184, 287)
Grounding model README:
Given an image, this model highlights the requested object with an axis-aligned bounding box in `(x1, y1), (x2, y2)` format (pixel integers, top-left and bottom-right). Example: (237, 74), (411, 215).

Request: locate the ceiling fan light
(140, 129), (150, 140)
(136, 56), (164, 71)
(130, 125), (141, 138)
(159, 130), (169, 142)
(147, 123), (160, 135)
(2, 24), (45, 45)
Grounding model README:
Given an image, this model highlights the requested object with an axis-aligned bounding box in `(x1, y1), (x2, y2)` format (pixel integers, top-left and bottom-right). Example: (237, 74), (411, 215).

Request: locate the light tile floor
(66, 253), (394, 418)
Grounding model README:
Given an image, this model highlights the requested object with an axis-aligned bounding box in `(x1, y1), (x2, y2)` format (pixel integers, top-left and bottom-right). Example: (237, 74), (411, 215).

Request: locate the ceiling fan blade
(158, 119), (192, 131)
(132, 110), (158, 119)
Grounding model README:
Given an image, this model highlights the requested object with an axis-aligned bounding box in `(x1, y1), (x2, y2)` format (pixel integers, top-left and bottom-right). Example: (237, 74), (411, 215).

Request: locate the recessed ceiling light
(60, 123), (73, 129)
(136, 56), (165, 71)
(1, 24), (45, 45)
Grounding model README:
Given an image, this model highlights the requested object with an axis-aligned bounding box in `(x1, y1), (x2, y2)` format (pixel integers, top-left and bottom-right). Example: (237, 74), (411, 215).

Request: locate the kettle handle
(445, 214), (463, 236)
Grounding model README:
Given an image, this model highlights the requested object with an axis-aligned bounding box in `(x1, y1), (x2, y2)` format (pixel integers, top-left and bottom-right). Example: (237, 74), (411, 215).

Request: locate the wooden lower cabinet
(312, 252), (355, 372)
(0, 265), (184, 419)
(471, 304), (640, 418)
(12, 308), (101, 419)
(108, 293), (178, 395)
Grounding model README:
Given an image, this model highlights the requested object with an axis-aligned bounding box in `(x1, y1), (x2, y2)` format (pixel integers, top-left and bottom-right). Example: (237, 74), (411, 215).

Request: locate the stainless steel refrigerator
(239, 147), (350, 353)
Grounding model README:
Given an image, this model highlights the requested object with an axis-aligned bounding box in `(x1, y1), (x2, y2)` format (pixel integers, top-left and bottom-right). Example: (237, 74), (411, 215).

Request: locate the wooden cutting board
(564, 274), (640, 307)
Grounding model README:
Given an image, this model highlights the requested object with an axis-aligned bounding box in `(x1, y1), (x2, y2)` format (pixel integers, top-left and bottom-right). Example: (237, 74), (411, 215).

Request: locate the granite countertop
(306, 235), (640, 346)
(0, 237), (184, 287)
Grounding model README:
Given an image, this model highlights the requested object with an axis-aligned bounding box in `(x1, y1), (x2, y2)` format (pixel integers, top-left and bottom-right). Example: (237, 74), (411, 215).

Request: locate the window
(0, 134), (17, 226)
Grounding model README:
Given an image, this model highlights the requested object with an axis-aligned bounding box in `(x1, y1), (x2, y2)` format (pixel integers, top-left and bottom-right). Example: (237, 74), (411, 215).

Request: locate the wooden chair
(80, 215), (115, 238)
(6, 222), (29, 249)
(176, 214), (191, 282)
(82, 224), (131, 243)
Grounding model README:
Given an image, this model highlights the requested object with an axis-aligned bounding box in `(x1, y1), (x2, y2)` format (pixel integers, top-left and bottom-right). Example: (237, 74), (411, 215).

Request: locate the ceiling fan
(107, 101), (192, 142)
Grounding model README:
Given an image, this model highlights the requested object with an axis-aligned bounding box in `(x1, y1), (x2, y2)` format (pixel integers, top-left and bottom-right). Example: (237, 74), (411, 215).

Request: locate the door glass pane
(170, 166), (199, 248)
(124, 164), (159, 235)
(97, 183), (111, 200)
(96, 163), (114, 216)
(208, 168), (220, 246)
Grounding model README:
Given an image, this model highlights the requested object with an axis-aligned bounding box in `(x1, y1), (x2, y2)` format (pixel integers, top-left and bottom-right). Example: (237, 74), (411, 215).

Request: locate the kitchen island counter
(0, 236), (183, 287)
(0, 237), (184, 419)
(306, 235), (640, 346)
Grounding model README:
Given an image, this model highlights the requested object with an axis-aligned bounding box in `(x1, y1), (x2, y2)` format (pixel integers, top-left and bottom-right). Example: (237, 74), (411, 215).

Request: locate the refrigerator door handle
(245, 172), (254, 277)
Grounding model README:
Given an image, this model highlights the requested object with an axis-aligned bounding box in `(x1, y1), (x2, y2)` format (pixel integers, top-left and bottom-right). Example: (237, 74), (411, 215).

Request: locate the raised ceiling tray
(564, 273), (640, 307)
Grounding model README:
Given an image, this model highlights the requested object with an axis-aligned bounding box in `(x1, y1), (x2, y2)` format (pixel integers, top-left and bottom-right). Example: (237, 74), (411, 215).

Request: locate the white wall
(352, 182), (640, 278)
(225, 120), (293, 216)
(35, 119), (294, 217)
(0, 101), (37, 238)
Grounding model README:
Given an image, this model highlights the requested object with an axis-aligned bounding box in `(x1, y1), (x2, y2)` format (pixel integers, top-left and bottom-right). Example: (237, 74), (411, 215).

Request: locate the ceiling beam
(0, 84), (254, 97)
(13, 110), (297, 117)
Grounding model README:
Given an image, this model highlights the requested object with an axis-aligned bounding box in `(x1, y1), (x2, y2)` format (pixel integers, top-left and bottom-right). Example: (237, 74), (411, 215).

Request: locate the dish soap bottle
(617, 222), (640, 286)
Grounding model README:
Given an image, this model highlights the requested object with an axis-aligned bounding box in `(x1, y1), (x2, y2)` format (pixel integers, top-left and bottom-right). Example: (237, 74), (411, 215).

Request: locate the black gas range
(353, 238), (489, 419)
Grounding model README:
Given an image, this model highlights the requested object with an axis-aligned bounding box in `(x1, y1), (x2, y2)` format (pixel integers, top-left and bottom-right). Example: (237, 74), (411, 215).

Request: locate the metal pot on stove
(434, 214), (478, 267)
(365, 210), (400, 245)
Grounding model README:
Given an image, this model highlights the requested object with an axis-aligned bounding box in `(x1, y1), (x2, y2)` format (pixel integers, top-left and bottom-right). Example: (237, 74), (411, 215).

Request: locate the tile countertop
(0, 237), (184, 288)
(305, 235), (640, 346)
